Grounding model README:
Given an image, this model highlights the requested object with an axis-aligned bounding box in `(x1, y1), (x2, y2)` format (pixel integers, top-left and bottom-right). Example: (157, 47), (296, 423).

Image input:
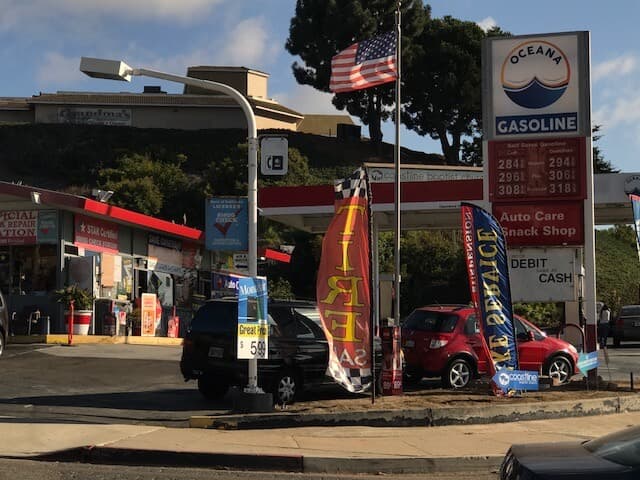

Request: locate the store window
(0, 245), (56, 295)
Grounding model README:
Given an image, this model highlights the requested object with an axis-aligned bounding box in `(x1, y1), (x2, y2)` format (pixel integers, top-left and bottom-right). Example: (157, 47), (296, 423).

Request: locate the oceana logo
(501, 40), (571, 109)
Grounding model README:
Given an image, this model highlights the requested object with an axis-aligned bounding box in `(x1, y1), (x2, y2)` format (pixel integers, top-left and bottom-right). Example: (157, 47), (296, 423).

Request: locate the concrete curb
(9, 335), (182, 346)
(4, 447), (502, 475)
(190, 394), (640, 430)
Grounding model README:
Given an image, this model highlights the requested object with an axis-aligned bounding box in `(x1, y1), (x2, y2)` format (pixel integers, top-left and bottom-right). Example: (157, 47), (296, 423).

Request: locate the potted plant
(53, 285), (95, 335)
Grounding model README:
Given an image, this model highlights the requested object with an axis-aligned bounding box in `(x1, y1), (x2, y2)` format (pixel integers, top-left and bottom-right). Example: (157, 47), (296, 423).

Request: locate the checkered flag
(328, 363), (373, 393)
(335, 167), (368, 200)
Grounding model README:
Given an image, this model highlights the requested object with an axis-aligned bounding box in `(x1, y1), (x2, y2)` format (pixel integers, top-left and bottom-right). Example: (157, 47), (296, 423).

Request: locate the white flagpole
(393, 2), (402, 328)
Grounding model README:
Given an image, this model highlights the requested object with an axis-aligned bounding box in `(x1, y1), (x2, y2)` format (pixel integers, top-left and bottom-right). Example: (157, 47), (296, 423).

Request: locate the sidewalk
(2, 411), (640, 474)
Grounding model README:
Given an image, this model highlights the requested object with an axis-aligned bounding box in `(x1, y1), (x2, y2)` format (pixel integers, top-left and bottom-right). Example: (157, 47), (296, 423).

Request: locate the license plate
(633, 322), (640, 327)
(208, 346), (223, 358)
(404, 340), (415, 348)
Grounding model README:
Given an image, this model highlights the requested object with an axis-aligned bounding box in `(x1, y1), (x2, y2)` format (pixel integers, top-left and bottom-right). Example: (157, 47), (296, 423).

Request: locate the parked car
(499, 424), (640, 479)
(0, 290), (7, 356)
(611, 305), (640, 347)
(401, 305), (579, 389)
(181, 298), (381, 405)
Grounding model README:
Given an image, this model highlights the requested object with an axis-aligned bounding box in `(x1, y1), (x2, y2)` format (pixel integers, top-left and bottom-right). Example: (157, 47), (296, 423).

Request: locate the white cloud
(1, 0), (226, 31)
(36, 52), (86, 87)
(477, 16), (497, 32)
(593, 94), (640, 129)
(593, 54), (637, 83)
(218, 17), (278, 66)
(273, 84), (342, 115)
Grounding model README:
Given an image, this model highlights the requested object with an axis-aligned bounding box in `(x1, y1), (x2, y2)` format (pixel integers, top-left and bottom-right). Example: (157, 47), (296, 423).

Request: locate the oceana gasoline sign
(483, 32), (590, 140)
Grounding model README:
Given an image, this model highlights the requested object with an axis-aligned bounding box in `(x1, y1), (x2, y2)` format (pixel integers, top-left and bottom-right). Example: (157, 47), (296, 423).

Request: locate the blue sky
(1, 0), (638, 173)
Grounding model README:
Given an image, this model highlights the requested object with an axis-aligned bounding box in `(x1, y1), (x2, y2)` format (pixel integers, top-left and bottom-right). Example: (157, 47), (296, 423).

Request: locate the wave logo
(501, 40), (570, 109)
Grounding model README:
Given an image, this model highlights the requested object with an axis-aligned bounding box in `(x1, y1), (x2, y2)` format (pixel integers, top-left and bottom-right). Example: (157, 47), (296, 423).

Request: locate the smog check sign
(484, 32), (589, 139)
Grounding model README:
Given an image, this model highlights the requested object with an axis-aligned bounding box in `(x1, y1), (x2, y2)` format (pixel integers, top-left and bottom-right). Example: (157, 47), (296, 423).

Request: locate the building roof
(28, 92), (304, 120)
(297, 114), (355, 136)
(0, 181), (204, 243)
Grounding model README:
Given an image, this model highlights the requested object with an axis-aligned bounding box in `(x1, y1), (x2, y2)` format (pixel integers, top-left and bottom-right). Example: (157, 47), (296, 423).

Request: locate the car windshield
(621, 306), (640, 316)
(403, 310), (458, 333)
(583, 425), (640, 467)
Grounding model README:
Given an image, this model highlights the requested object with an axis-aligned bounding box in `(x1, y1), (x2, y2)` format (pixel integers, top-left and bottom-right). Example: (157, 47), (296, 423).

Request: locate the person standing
(598, 304), (611, 349)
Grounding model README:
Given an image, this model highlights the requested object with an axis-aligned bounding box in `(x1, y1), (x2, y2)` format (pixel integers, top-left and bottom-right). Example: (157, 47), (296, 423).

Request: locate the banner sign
(74, 214), (119, 253)
(508, 247), (576, 302)
(631, 194), (640, 262)
(493, 369), (539, 392)
(205, 197), (248, 252)
(577, 351), (599, 376)
(237, 277), (268, 360)
(0, 210), (37, 245)
(492, 202), (583, 246)
(317, 168), (373, 393)
(461, 203), (519, 375)
(211, 271), (245, 298)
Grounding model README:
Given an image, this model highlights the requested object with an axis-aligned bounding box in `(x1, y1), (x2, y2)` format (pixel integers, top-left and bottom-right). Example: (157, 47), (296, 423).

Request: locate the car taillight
(429, 338), (449, 349)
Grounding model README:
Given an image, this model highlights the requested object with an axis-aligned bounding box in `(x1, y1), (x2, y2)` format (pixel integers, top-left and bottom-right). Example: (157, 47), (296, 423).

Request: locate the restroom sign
(260, 137), (288, 175)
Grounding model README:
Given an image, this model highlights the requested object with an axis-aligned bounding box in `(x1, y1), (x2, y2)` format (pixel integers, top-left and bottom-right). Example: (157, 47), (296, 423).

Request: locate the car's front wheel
(547, 355), (573, 384)
(442, 358), (472, 389)
(197, 376), (229, 400)
(272, 368), (298, 405)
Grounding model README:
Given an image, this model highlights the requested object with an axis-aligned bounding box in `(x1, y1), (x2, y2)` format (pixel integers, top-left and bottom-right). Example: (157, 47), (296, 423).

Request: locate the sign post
(482, 31), (596, 381)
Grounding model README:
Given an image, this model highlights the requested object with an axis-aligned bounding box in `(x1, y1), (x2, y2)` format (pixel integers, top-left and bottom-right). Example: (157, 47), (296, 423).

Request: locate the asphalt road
(0, 343), (225, 426)
(0, 341), (638, 427)
(599, 339), (640, 383)
(0, 459), (498, 480)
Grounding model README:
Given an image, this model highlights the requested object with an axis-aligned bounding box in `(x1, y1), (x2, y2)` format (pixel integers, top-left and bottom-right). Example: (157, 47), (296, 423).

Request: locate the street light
(80, 57), (263, 398)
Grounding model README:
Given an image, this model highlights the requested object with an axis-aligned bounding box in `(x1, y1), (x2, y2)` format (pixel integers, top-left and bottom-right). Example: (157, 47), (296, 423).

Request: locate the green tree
(592, 125), (619, 173)
(403, 19), (509, 164)
(285, 0), (428, 145)
(98, 153), (201, 222)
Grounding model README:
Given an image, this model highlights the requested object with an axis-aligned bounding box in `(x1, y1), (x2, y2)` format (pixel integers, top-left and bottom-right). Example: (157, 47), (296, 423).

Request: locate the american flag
(330, 31), (397, 93)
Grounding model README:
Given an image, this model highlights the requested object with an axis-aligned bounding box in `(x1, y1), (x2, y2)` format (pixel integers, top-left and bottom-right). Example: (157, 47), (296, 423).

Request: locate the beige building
(0, 66), (356, 136)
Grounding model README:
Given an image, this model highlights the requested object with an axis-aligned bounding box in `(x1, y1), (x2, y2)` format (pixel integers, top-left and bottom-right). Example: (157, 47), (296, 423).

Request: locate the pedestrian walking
(598, 304), (611, 349)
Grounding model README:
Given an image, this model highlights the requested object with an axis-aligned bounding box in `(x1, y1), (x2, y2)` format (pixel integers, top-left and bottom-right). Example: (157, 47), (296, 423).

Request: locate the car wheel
(442, 358), (472, 389)
(547, 356), (573, 384)
(197, 376), (229, 400)
(272, 368), (298, 405)
(613, 336), (621, 348)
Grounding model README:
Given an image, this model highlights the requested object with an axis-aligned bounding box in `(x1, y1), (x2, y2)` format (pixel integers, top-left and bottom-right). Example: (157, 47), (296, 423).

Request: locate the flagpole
(393, 2), (402, 330)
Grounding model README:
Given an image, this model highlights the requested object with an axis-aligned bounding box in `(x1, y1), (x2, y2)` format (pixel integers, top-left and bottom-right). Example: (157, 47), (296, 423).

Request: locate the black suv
(181, 298), (335, 404)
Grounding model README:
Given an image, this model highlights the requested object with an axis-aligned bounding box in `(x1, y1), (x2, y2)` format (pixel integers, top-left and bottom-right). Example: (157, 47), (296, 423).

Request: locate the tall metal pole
(393, 2), (402, 327)
(130, 68), (260, 391)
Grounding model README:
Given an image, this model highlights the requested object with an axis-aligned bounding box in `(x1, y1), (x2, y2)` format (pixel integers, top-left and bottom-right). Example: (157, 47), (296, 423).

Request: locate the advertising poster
(0, 210), (37, 245)
(236, 277), (268, 360)
(74, 214), (119, 253)
(205, 197), (248, 251)
(140, 293), (157, 337)
(631, 194), (640, 262)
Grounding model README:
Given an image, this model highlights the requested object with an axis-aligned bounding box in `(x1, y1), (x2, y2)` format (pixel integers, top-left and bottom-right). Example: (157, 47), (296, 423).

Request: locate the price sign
(488, 137), (586, 202)
(237, 277), (268, 360)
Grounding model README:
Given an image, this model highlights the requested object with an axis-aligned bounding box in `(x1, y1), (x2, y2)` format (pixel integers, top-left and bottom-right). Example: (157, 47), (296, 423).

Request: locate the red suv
(401, 305), (579, 389)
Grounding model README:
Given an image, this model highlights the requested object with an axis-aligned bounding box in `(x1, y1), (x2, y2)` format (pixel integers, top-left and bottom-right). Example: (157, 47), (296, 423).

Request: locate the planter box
(64, 310), (93, 335)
